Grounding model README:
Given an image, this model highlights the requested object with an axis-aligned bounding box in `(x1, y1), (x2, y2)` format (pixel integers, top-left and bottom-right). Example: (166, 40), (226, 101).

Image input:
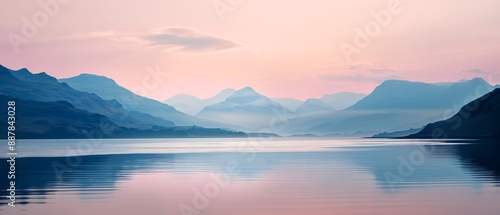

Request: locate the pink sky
(1, 0), (499, 101)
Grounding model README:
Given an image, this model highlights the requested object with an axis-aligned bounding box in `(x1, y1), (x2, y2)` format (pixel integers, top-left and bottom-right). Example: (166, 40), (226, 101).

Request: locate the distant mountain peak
(76, 73), (111, 79)
(321, 91), (365, 98)
(200, 87), (290, 112)
(372, 79), (424, 91)
(238, 86), (257, 93)
(304, 98), (322, 103)
(459, 77), (489, 85)
(17, 68), (31, 73)
(221, 88), (236, 93)
(229, 87), (263, 99)
(347, 78), (494, 110)
(0, 66), (20, 82)
(64, 73), (119, 86)
(295, 98), (334, 115)
(9, 67), (58, 83)
(169, 93), (201, 100)
(434, 77), (489, 87)
(197, 86), (294, 129)
(381, 79), (409, 84)
(163, 88), (237, 115)
(212, 88), (236, 99)
(470, 77), (486, 81)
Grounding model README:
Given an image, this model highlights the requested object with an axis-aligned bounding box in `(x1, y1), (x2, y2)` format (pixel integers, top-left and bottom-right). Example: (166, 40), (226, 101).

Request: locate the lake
(1, 138), (499, 215)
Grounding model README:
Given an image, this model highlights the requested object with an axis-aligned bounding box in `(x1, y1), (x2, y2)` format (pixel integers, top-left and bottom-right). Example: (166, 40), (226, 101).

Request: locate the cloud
(365, 68), (397, 74)
(348, 64), (397, 74)
(463, 68), (499, 83)
(315, 64), (404, 83)
(141, 27), (241, 52)
(464, 68), (487, 74)
(318, 74), (402, 83)
(63, 27), (242, 53)
(347, 64), (365, 70)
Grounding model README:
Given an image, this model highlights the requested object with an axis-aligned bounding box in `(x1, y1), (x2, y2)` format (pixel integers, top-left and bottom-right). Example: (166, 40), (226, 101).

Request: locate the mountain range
(60, 74), (230, 128)
(348, 78), (493, 110)
(0, 65), (252, 138)
(272, 78), (496, 136)
(1, 64), (498, 138)
(0, 66), (174, 129)
(0, 94), (247, 139)
(167, 88), (363, 130)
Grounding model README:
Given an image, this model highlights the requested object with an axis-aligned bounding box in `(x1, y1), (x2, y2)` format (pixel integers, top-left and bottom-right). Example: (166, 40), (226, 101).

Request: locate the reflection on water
(1, 139), (499, 215)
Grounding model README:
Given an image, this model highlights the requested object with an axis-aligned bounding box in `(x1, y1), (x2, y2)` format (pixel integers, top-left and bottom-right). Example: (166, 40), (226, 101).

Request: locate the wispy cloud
(313, 64), (404, 83)
(141, 27), (241, 52)
(463, 68), (499, 83)
(348, 64), (397, 74)
(63, 27), (242, 53)
(464, 68), (487, 74)
(318, 74), (401, 83)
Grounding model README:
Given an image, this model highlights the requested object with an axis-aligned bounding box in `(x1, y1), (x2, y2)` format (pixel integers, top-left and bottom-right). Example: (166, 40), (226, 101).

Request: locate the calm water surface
(1, 138), (499, 215)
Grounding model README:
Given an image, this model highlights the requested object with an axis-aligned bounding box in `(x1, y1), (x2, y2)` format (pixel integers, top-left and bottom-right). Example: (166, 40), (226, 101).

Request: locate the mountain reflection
(453, 141), (500, 183)
(1, 142), (499, 208)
